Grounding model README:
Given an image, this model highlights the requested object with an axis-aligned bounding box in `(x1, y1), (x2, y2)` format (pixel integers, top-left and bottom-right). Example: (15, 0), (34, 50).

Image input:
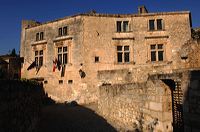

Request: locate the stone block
(149, 102), (162, 111)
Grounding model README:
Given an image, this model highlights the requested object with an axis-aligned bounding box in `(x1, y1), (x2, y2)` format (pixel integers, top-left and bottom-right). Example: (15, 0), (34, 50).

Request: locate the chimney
(138, 6), (148, 14)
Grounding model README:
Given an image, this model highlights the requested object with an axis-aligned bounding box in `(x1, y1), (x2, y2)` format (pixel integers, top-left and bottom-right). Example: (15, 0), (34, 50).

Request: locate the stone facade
(20, 6), (200, 132)
(20, 6), (191, 104)
(0, 55), (22, 79)
(97, 38), (200, 132)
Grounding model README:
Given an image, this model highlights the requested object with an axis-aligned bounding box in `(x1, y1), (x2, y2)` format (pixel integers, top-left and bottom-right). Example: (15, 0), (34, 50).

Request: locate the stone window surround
(148, 18), (164, 31)
(58, 26), (68, 37)
(54, 40), (72, 66)
(113, 39), (135, 65)
(116, 45), (130, 64)
(57, 46), (68, 65)
(31, 44), (46, 67)
(148, 43), (166, 63)
(35, 50), (43, 67)
(36, 32), (44, 41)
(115, 19), (132, 33)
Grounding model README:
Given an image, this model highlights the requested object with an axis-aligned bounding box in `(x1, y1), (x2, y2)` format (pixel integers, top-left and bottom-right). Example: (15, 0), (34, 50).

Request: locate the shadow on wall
(37, 103), (116, 132)
(160, 70), (200, 132)
(0, 79), (116, 132)
(0, 79), (55, 132)
(183, 70), (200, 132)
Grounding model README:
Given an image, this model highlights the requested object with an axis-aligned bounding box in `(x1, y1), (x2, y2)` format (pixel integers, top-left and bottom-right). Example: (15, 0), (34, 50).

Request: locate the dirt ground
(37, 104), (116, 132)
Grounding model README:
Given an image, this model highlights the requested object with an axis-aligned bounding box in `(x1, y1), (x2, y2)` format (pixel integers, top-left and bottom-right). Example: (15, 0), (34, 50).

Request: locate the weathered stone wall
(179, 38), (200, 69)
(20, 10), (191, 104)
(98, 69), (200, 131)
(98, 80), (173, 132)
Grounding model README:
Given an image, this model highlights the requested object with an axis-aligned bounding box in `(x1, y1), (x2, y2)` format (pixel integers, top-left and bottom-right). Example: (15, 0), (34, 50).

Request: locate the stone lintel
(53, 36), (73, 42)
(149, 72), (182, 80)
(145, 36), (169, 39)
(31, 40), (47, 46)
(112, 37), (135, 40)
(149, 102), (162, 111)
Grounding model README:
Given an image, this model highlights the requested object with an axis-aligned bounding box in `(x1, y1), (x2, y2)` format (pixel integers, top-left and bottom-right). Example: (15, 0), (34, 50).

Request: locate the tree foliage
(192, 28), (200, 39)
(10, 48), (17, 56)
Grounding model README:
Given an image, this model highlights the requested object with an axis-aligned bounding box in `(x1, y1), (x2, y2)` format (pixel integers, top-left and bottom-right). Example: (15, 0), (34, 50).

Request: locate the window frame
(58, 26), (68, 37)
(157, 19), (163, 30)
(36, 32), (44, 41)
(150, 44), (164, 62)
(58, 28), (62, 36)
(149, 20), (155, 31)
(63, 26), (68, 36)
(57, 46), (68, 65)
(148, 19), (164, 31)
(117, 21), (122, 32)
(35, 50), (43, 67)
(116, 21), (129, 32)
(117, 45), (130, 63)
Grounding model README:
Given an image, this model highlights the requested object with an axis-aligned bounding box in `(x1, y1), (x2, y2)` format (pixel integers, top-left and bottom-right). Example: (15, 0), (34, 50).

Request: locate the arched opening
(162, 79), (184, 132)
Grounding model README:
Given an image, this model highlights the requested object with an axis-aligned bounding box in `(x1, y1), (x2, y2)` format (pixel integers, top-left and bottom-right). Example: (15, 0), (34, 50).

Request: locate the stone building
(0, 55), (22, 79)
(20, 6), (199, 131)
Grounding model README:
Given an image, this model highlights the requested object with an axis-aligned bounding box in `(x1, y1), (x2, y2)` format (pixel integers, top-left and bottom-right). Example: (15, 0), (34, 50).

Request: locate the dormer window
(36, 32), (44, 41)
(117, 21), (129, 32)
(58, 26), (68, 36)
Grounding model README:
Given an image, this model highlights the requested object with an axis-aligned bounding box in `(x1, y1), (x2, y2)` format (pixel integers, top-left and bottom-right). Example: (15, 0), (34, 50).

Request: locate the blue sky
(0, 0), (199, 55)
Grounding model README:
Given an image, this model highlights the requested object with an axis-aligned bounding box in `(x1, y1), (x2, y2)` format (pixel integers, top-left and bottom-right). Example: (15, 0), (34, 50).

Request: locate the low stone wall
(98, 80), (173, 132)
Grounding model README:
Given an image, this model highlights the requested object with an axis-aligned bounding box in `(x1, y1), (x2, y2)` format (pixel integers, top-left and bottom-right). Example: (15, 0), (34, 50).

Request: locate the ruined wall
(98, 80), (173, 132)
(179, 38), (200, 69)
(98, 69), (200, 132)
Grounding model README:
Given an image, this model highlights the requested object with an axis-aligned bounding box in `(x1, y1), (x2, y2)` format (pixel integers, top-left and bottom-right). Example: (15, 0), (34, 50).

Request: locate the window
(116, 21), (129, 32)
(157, 19), (163, 30)
(63, 26), (68, 35)
(58, 46), (68, 64)
(117, 21), (122, 32)
(40, 32), (44, 40)
(68, 80), (73, 84)
(36, 32), (44, 41)
(35, 50), (43, 67)
(149, 20), (155, 31)
(150, 44), (164, 62)
(36, 33), (40, 41)
(95, 56), (99, 63)
(117, 45), (130, 63)
(59, 80), (63, 84)
(58, 26), (68, 36)
(123, 21), (129, 32)
(149, 19), (163, 31)
(58, 28), (62, 36)
(44, 80), (48, 84)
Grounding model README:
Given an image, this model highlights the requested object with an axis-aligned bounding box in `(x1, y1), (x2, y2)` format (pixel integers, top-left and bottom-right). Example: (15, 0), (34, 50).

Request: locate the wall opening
(162, 79), (184, 132)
